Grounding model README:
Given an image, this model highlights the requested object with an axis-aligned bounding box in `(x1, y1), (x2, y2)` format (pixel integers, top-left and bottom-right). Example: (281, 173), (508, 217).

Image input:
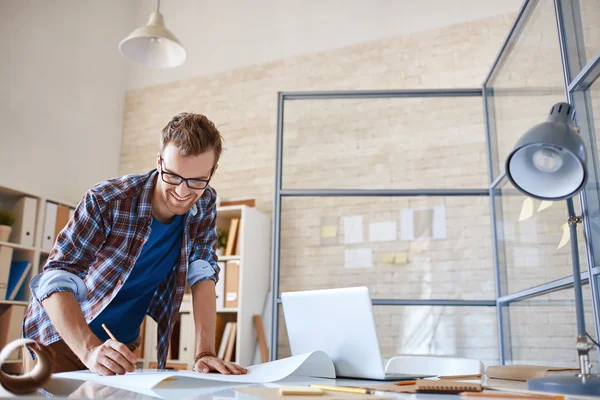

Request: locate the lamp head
(506, 102), (587, 200)
(119, 11), (186, 68)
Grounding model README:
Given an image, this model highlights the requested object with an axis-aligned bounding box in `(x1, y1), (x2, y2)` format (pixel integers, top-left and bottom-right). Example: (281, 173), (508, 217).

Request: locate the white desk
(0, 375), (534, 400)
(0, 375), (485, 400)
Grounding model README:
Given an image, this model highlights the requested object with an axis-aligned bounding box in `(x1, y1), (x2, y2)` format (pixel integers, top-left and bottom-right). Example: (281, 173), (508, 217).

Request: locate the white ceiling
(126, 0), (524, 90)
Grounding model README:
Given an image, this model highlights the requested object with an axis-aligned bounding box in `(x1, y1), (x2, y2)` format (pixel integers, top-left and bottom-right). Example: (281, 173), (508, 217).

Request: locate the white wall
(0, 0), (522, 202)
(0, 0), (136, 202)
(127, 0), (523, 90)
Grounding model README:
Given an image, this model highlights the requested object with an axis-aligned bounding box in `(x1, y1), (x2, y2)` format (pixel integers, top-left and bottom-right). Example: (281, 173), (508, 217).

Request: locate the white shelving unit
(0, 183), (76, 365)
(142, 204), (271, 369)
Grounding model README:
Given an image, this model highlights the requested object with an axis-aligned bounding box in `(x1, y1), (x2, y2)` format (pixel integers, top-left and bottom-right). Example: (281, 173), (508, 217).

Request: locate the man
(23, 113), (247, 376)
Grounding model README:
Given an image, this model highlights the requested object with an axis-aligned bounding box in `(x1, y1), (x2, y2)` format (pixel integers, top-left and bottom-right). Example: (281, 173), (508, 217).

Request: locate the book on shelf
(0, 305), (26, 360)
(224, 322), (237, 362)
(215, 261), (225, 310)
(0, 246), (14, 299)
(54, 205), (71, 240)
(10, 196), (37, 247)
(6, 260), (32, 301)
(224, 218), (240, 256)
(178, 312), (194, 362)
(224, 260), (240, 308)
(217, 322), (235, 359)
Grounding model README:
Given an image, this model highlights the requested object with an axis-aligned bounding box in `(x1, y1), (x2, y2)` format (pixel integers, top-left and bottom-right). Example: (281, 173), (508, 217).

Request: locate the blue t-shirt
(89, 214), (184, 344)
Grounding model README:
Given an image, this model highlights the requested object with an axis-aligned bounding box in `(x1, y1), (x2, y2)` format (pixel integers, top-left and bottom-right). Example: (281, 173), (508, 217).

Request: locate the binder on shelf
(10, 196), (37, 247)
(224, 260), (240, 308)
(42, 202), (58, 251)
(224, 218), (240, 256)
(224, 322), (237, 362)
(178, 313), (194, 363)
(0, 305), (26, 360)
(6, 260), (32, 300)
(68, 207), (75, 222)
(218, 322), (234, 359)
(215, 261), (225, 310)
(54, 205), (71, 240)
(0, 246), (14, 300)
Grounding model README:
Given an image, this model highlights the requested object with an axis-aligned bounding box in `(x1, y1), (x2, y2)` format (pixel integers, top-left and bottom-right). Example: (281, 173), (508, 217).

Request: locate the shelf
(218, 255), (240, 262)
(0, 241), (36, 252)
(0, 300), (29, 306)
(45, 197), (77, 209)
(2, 359), (23, 364)
(217, 308), (238, 313)
(40, 249), (51, 256)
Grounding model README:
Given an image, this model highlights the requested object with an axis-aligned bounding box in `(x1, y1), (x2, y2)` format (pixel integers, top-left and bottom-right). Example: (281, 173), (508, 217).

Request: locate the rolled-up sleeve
(30, 270), (87, 303)
(188, 187), (219, 287)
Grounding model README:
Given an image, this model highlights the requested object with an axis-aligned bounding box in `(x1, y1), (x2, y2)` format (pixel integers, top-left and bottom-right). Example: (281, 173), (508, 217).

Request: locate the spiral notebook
(415, 380), (483, 394)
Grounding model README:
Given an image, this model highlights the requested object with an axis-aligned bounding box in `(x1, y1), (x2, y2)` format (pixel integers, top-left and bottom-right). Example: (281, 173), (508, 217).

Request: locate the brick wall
(121, 7), (600, 369)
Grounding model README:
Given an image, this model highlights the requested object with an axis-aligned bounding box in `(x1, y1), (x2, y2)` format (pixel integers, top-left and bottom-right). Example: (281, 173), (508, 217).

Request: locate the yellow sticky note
(382, 253), (395, 264)
(538, 200), (553, 212)
(394, 252), (409, 264)
(321, 226), (337, 238)
(409, 244), (423, 254)
(519, 197), (534, 221)
(558, 223), (570, 249)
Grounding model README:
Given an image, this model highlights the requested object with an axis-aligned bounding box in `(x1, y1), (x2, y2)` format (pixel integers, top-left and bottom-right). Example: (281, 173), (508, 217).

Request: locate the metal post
(270, 92), (284, 360)
(555, 0), (600, 356)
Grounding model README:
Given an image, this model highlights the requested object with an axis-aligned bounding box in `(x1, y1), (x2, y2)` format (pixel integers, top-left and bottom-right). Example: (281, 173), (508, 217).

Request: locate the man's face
(156, 143), (217, 216)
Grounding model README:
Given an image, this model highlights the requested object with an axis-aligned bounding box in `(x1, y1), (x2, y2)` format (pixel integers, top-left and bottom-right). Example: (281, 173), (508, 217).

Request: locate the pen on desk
(101, 323), (117, 341)
(439, 374), (483, 380)
(395, 380), (417, 386)
(459, 391), (564, 400)
(309, 384), (375, 395)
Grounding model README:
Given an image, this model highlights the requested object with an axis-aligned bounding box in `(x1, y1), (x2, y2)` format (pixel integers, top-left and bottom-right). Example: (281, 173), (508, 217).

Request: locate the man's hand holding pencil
(80, 324), (138, 376)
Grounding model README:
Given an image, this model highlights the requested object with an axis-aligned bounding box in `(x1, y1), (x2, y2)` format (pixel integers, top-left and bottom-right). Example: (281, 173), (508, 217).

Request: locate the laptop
(281, 286), (431, 381)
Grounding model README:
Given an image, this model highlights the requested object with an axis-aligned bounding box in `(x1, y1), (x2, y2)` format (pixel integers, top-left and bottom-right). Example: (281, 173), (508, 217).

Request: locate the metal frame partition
(484, 0), (600, 364)
(270, 88), (494, 360)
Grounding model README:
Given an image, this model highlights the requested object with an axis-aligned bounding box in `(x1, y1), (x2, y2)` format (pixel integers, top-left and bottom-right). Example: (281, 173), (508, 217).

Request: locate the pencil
(460, 391), (564, 400)
(439, 374), (482, 380)
(309, 384), (375, 395)
(102, 323), (117, 341)
(395, 380), (417, 386)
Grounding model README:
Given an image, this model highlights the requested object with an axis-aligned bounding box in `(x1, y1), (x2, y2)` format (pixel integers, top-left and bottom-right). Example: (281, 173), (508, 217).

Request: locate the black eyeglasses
(159, 157), (214, 190)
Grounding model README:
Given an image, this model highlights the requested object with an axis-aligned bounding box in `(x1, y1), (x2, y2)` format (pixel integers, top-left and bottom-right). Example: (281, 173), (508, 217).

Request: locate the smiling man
(23, 113), (247, 376)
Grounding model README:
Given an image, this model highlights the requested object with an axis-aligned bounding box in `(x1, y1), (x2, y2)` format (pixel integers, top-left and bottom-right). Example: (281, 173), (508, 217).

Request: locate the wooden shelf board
(0, 241), (36, 252)
(0, 300), (29, 306)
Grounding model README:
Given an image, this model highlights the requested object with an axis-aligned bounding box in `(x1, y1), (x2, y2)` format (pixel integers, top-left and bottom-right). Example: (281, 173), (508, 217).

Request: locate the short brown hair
(161, 112), (223, 163)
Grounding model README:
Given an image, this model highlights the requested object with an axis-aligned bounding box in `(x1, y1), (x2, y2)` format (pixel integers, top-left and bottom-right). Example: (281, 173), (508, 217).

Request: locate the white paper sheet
(344, 248), (373, 269)
(54, 351), (335, 390)
(369, 221), (397, 242)
(400, 209), (414, 240)
(343, 216), (364, 244)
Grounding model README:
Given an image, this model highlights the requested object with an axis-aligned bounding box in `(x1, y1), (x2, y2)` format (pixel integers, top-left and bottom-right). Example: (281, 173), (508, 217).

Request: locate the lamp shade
(119, 11), (186, 68)
(506, 102), (587, 200)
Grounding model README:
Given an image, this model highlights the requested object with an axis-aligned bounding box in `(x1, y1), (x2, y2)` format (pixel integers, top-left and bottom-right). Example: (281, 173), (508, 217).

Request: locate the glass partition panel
(508, 286), (598, 369)
(280, 196), (493, 300)
(282, 96), (487, 190)
(486, 0), (565, 180)
(579, 0), (600, 72)
(277, 305), (499, 366)
(493, 181), (588, 294)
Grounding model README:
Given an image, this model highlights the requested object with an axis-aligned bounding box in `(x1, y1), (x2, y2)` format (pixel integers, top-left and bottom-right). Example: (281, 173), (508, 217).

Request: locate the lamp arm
(566, 197), (593, 377)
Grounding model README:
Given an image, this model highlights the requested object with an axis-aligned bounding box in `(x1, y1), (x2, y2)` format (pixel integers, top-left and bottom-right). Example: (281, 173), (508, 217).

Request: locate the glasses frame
(159, 156), (215, 190)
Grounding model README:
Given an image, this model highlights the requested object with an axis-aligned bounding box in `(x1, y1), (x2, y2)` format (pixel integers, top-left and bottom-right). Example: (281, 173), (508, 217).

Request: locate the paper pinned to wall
(344, 248), (373, 269)
(343, 216), (364, 244)
(400, 209), (414, 240)
(369, 221), (397, 242)
(432, 206), (446, 239)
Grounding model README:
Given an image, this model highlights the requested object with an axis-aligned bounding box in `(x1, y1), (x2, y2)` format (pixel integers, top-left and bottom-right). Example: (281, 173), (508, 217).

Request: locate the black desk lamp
(506, 102), (600, 395)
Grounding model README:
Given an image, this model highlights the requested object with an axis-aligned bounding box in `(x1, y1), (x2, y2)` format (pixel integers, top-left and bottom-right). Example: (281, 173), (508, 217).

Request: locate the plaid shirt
(23, 170), (219, 369)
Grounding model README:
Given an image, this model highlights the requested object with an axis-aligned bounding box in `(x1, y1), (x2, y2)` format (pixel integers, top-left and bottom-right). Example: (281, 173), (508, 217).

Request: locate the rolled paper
(0, 338), (52, 394)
